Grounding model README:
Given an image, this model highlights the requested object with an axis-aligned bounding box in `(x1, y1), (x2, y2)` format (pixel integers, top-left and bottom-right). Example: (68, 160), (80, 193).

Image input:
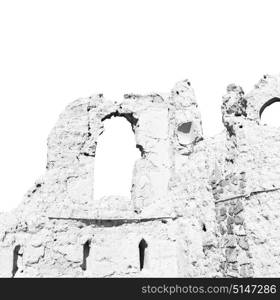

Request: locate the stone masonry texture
(1, 74), (280, 277)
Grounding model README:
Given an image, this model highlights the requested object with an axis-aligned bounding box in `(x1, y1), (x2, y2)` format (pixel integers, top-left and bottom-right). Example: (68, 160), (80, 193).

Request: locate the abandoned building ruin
(1, 74), (280, 277)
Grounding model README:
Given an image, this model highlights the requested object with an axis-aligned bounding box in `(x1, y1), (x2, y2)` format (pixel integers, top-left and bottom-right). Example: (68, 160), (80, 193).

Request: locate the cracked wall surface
(1, 75), (280, 277)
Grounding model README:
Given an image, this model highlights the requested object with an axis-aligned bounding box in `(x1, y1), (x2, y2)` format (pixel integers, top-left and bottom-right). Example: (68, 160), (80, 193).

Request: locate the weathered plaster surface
(1, 75), (280, 277)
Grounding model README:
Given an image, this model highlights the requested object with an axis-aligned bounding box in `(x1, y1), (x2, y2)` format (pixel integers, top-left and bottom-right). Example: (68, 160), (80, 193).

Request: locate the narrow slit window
(12, 245), (21, 277)
(202, 223), (207, 232)
(139, 239), (148, 271)
(81, 240), (91, 271)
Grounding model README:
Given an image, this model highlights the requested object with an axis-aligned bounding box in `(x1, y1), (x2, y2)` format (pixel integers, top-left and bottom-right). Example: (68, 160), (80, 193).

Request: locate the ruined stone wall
(1, 75), (280, 277)
(208, 75), (280, 277)
(0, 217), (177, 277)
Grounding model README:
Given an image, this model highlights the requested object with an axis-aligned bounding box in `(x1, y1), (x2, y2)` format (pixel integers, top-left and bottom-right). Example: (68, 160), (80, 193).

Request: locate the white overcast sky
(1, 0), (280, 211)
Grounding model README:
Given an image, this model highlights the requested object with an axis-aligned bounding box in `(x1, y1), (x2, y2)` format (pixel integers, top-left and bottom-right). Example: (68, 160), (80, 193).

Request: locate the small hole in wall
(177, 122), (192, 134)
(12, 245), (21, 277)
(81, 240), (91, 271)
(139, 239), (148, 271)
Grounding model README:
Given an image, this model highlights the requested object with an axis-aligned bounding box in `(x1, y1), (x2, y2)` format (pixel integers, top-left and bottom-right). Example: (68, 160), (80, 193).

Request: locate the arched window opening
(94, 117), (140, 200)
(12, 245), (21, 277)
(260, 97), (280, 127)
(139, 239), (148, 271)
(80, 240), (91, 271)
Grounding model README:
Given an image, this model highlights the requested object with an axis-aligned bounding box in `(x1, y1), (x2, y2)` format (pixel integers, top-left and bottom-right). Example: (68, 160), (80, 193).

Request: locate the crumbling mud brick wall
(1, 74), (280, 277)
